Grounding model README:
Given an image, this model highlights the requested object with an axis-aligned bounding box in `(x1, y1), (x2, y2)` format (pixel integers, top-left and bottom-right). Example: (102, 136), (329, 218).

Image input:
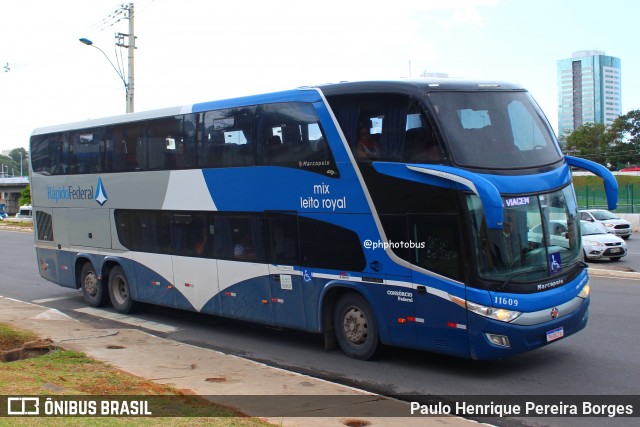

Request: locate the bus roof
(30, 79), (525, 136)
(315, 79), (525, 96)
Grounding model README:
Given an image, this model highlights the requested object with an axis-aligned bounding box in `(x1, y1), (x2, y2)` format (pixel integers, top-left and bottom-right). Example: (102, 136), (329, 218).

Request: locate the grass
(573, 174), (640, 212)
(0, 220), (33, 230)
(0, 322), (274, 426)
(0, 323), (39, 351)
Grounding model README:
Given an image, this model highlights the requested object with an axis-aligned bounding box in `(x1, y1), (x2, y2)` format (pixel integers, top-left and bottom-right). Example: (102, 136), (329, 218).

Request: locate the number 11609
(494, 296), (519, 307)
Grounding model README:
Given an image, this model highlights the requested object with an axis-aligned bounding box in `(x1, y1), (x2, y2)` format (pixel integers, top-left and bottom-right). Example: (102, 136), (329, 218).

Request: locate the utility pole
(115, 3), (136, 113)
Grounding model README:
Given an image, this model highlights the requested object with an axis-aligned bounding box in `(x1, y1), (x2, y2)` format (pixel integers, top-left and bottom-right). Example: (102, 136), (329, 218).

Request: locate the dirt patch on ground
(0, 339), (57, 362)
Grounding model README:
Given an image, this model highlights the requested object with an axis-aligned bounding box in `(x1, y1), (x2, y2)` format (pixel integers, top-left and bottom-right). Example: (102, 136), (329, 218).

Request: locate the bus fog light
(486, 333), (510, 348)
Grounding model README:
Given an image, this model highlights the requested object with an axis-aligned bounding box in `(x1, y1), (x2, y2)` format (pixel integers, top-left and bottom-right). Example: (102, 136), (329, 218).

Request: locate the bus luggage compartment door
(69, 208), (112, 249)
(268, 265), (305, 329)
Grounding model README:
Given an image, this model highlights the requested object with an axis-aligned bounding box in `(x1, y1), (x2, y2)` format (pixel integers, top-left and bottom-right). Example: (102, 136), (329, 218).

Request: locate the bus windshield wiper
(497, 266), (548, 291)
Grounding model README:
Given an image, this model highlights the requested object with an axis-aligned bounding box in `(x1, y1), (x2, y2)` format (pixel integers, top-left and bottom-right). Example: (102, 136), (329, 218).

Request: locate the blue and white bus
(30, 80), (617, 360)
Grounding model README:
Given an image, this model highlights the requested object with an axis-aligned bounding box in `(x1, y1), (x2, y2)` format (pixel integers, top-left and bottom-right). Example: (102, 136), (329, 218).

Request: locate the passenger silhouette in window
(194, 222), (209, 256)
(356, 125), (381, 159)
(234, 232), (255, 260)
(404, 127), (441, 163)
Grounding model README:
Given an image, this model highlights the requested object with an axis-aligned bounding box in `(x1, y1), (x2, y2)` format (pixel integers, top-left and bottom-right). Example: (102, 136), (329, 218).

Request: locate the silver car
(581, 220), (627, 261)
(579, 209), (632, 239)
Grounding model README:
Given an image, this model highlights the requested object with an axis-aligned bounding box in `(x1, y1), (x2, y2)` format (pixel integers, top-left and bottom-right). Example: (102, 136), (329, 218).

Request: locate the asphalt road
(1, 229), (639, 427)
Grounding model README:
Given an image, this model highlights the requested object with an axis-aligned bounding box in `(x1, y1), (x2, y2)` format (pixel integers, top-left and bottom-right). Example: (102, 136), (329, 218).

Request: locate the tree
(19, 185), (31, 206)
(607, 110), (640, 167)
(8, 148), (28, 176)
(563, 122), (611, 166)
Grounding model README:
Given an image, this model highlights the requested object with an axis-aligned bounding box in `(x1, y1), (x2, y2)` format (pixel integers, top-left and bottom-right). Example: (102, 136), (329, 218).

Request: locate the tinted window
(326, 93), (443, 164)
(116, 210), (268, 263)
(107, 122), (143, 172)
(31, 132), (68, 175)
(31, 134), (52, 175)
(169, 212), (213, 257)
(213, 214), (265, 262)
(266, 214), (299, 265)
(69, 129), (104, 174)
(201, 107), (255, 168)
(115, 210), (164, 252)
(410, 214), (464, 281)
(257, 102), (338, 177)
(115, 209), (368, 271)
(428, 91), (562, 169)
(299, 216), (365, 271)
(35, 211), (54, 241)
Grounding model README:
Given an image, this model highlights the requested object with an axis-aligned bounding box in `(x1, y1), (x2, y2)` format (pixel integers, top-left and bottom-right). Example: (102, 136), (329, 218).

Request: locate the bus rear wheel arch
(333, 292), (380, 360)
(107, 265), (140, 314)
(79, 261), (108, 307)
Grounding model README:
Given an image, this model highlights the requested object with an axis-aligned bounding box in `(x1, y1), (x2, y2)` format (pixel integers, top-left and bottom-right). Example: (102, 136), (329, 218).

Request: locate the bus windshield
(428, 91), (562, 169)
(467, 185), (581, 285)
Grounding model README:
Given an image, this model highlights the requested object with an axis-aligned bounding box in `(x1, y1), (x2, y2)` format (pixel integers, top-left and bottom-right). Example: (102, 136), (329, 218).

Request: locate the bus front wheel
(108, 266), (139, 314)
(333, 292), (380, 360)
(80, 262), (108, 307)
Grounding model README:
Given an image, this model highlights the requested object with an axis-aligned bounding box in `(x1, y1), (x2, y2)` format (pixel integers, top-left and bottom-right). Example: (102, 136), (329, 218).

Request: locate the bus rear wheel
(333, 292), (380, 360)
(80, 262), (108, 307)
(108, 266), (139, 314)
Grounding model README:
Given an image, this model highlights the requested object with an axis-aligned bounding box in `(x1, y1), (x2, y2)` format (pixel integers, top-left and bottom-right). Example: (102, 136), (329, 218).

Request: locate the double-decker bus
(30, 80), (617, 360)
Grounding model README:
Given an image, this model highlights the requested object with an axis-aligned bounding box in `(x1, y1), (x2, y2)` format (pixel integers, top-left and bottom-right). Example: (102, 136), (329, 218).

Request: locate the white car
(579, 209), (632, 239)
(581, 220), (627, 261)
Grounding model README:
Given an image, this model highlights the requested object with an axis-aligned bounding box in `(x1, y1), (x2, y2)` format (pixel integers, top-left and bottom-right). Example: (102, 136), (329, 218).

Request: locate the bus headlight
(466, 301), (522, 323)
(449, 295), (522, 323)
(578, 283), (590, 299)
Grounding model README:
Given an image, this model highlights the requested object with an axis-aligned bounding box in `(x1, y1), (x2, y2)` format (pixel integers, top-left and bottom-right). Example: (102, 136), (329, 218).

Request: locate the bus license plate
(546, 327), (564, 342)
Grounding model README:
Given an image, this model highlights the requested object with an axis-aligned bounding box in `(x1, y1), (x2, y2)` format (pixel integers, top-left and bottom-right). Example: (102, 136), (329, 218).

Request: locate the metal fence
(576, 184), (640, 213)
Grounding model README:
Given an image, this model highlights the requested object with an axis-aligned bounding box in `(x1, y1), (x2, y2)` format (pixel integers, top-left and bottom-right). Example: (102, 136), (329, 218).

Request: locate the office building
(557, 50), (621, 138)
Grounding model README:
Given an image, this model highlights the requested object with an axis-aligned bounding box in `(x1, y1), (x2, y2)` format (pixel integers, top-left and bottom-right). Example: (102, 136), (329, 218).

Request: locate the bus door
(265, 214), (306, 329)
(268, 265), (305, 328)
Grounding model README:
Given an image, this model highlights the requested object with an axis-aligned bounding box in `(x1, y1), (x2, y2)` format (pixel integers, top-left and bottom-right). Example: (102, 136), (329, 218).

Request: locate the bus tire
(80, 262), (108, 307)
(333, 292), (380, 360)
(108, 266), (139, 314)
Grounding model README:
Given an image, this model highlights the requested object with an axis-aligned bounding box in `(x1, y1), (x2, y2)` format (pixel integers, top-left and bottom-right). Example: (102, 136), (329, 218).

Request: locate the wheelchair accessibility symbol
(549, 252), (562, 273)
(303, 269), (312, 283)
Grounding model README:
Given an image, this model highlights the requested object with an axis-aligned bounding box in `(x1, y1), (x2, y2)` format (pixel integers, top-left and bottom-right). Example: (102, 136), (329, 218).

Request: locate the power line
(1, 1), (152, 77)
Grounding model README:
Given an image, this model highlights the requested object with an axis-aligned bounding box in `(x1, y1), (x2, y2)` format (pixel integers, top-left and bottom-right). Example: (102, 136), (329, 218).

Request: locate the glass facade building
(557, 50), (621, 138)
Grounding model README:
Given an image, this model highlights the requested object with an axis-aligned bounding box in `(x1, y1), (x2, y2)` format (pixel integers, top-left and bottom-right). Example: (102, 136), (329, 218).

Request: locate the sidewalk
(0, 295), (475, 427)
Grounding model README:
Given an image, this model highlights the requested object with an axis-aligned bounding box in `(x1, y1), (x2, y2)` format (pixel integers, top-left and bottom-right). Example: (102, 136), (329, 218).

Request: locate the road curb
(0, 224), (33, 233)
(588, 267), (640, 280)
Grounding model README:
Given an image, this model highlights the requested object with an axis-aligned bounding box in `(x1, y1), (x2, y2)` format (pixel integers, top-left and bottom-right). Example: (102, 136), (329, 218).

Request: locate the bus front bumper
(467, 296), (589, 360)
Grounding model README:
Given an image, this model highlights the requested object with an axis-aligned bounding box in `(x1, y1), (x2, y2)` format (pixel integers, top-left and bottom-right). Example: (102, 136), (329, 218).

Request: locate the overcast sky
(1, 0), (638, 153)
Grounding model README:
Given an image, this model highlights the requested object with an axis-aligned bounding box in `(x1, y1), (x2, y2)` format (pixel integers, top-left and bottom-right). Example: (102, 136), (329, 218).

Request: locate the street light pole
(79, 38), (129, 112)
(79, 2), (136, 113)
(127, 3), (135, 113)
